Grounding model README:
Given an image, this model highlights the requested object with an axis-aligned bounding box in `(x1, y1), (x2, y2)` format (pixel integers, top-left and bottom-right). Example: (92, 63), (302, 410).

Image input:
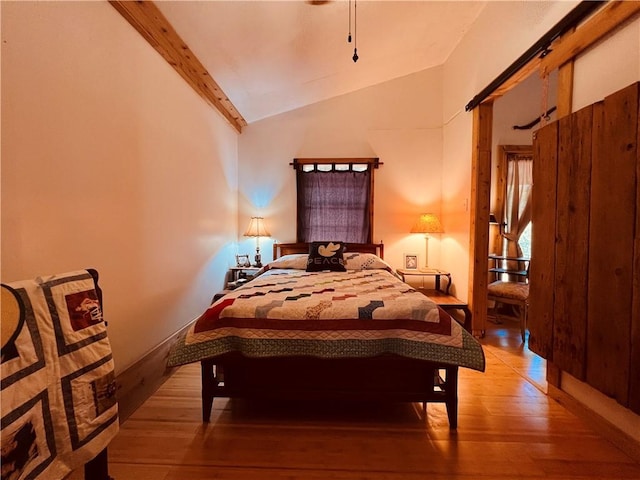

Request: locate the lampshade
(243, 217), (271, 238)
(410, 213), (444, 234)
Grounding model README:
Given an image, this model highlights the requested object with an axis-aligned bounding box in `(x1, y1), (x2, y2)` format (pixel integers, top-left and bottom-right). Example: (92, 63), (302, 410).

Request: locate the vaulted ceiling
(153, 1), (487, 125)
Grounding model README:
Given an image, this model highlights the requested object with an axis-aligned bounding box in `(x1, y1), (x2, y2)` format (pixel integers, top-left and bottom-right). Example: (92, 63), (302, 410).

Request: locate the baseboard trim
(115, 321), (193, 423)
(548, 384), (640, 463)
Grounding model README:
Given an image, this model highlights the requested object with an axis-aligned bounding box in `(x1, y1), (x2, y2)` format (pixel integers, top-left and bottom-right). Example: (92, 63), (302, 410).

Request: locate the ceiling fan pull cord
(352, 0), (358, 62)
(348, 0), (352, 42)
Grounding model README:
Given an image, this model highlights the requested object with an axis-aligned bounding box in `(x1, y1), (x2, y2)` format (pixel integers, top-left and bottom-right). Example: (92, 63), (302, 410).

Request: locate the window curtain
(296, 168), (371, 243)
(503, 154), (533, 263)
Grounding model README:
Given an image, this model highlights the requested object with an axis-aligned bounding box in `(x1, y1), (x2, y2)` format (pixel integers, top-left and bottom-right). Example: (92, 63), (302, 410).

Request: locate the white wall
(492, 70), (558, 166)
(1, 1), (239, 372)
(573, 16), (640, 111)
(238, 67), (446, 280)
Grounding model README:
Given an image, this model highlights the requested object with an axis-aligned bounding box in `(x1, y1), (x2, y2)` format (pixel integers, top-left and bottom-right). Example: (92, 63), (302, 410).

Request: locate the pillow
(264, 254), (309, 271)
(306, 241), (346, 272)
(343, 252), (393, 272)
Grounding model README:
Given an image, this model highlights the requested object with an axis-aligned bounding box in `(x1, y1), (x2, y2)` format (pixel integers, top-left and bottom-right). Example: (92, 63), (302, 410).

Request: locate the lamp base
(254, 253), (262, 268)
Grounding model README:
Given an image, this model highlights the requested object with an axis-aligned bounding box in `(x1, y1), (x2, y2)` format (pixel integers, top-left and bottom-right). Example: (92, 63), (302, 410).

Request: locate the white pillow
(343, 252), (393, 271)
(264, 252), (392, 272)
(265, 254), (309, 270)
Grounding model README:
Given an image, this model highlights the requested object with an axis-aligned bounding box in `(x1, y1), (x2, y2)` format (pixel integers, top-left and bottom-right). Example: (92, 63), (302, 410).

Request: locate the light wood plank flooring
(72, 322), (640, 479)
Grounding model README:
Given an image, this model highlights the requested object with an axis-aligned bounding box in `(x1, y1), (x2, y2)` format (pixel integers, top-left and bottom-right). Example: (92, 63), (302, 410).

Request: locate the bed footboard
(200, 356), (459, 428)
(201, 358), (222, 422)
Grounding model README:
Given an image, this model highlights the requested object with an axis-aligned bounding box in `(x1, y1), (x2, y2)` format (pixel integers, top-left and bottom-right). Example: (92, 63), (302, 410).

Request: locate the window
(518, 222), (532, 259)
(504, 151), (532, 259)
(294, 158), (379, 243)
(494, 146), (533, 260)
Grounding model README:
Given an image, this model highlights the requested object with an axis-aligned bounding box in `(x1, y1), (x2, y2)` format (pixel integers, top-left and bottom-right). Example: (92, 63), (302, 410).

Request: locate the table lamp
(410, 213), (443, 270)
(243, 217), (271, 267)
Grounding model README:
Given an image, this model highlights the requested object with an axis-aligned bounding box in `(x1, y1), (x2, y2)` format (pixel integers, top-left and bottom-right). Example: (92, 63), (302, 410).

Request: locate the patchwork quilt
(168, 265), (485, 372)
(1, 270), (118, 480)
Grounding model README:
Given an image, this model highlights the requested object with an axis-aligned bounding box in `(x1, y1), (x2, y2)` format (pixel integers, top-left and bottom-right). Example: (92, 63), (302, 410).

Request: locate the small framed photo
(235, 254), (251, 267)
(404, 253), (419, 270)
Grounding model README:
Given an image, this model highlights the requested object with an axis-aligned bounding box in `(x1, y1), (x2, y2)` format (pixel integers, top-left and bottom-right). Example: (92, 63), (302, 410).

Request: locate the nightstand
(396, 268), (471, 332)
(421, 289), (472, 333)
(212, 266), (261, 303)
(396, 268), (451, 294)
(226, 266), (261, 289)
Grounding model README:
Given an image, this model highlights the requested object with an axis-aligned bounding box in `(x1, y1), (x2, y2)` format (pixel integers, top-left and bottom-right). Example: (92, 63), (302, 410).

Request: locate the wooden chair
(487, 278), (529, 342)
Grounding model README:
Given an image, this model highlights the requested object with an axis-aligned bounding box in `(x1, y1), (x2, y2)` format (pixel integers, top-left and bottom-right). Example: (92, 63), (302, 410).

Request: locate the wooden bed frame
(273, 241), (384, 259)
(200, 242), (461, 428)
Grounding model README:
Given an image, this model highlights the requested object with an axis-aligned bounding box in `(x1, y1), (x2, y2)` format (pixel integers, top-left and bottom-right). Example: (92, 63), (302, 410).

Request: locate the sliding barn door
(529, 82), (640, 414)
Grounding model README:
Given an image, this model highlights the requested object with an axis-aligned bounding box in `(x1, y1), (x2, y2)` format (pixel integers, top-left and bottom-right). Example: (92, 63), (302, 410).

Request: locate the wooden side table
(396, 269), (471, 332)
(226, 266), (261, 288)
(212, 266), (261, 304)
(421, 289), (472, 333)
(396, 268), (452, 294)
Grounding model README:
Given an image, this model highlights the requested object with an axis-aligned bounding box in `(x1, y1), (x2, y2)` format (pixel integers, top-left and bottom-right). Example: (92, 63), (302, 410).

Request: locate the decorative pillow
(264, 254), (309, 271)
(306, 241), (346, 272)
(343, 252), (393, 272)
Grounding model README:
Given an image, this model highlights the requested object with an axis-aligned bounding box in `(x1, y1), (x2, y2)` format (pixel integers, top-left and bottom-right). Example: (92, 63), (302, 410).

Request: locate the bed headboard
(273, 242), (384, 260)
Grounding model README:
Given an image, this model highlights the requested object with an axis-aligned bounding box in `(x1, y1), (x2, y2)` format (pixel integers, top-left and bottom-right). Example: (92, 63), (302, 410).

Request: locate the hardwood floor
(72, 322), (640, 479)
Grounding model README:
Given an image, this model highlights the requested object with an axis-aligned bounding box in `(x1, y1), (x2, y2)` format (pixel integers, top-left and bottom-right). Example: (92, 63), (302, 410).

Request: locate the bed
(167, 242), (485, 429)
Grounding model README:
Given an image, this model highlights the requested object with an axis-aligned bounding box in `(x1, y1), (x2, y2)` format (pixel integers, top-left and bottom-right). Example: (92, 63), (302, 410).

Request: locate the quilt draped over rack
(1, 270), (118, 480)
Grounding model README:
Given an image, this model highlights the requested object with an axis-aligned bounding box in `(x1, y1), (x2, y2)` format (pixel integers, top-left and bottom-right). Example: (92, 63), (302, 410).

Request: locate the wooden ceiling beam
(109, 0), (247, 133)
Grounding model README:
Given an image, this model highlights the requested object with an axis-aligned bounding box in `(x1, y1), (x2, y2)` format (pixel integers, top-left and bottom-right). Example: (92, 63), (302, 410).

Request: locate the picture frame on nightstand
(235, 254), (251, 267)
(404, 253), (419, 270)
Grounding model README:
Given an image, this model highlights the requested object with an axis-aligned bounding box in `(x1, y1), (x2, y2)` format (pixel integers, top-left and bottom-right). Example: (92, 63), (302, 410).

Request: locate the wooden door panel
(632, 83), (640, 414)
(553, 106), (593, 379)
(530, 82), (640, 413)
(586, 83), (638, 406)
(529, 122), (558, 360)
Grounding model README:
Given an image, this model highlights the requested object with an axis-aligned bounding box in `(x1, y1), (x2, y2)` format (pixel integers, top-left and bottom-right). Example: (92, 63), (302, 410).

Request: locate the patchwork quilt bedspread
(168, 268), (485, 372)
(1, 270), (118, 480)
